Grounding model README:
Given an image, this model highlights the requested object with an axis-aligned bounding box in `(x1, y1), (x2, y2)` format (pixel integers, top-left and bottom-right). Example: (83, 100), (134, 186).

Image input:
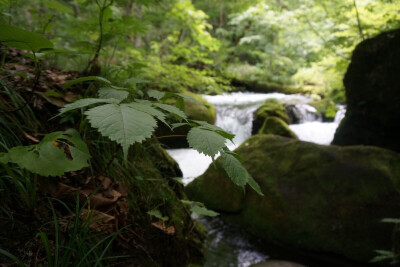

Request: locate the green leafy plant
(0, 129), (91, 177)
(147, 208), (169, 221)
(59, 77), (263, 194)
(181, 200), (219, 217)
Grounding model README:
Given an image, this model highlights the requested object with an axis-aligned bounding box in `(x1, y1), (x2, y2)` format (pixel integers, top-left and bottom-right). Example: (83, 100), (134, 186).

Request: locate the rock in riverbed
(186, 135), (400, 263)
(332, 29), (400, 152)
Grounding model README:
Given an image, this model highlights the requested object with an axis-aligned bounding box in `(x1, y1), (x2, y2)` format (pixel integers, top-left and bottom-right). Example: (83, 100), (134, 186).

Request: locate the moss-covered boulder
(252, 99), (290, 135)
(258, 117), (298, 139)
(332, 29), (400, 152)
(182, 91), (216, 124)
(186, 135), (400, 263)
(156, 92), (216, 148)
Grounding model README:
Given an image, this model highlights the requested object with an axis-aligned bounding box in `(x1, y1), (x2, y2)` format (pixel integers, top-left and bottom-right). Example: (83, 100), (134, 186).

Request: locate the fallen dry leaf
(52, 182), (79, 199)
(97, 176), (113, 190)
(80, 209), (115, 233)
(63, 91), (78, 103)
(151, 221), (175, 235)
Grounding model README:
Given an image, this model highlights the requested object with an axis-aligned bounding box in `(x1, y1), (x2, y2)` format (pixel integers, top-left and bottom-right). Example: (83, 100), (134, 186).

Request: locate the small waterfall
(334, 105), (346, 123)
(285, 104), (322, 124)
(203, 92), (313, 149)
(289, 104), (346, 145)
(167, 92), (346, 182)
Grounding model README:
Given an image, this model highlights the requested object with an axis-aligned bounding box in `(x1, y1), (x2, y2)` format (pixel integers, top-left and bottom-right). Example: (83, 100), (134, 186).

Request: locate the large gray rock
(332, 29), (400, 152)
(186, 135), (400, 263)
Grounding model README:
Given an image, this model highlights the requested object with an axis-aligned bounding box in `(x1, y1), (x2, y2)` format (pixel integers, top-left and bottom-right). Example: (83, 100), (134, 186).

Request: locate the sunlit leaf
(85, 104), (157, 159)
(6, 129), (91, 176)
(220, 152), (248, 188)
(98, 88), (129, 101)
(187, 127), (226, 158)
(153, 103), (187, 119)
(148, 90), (165, 100)
(127, 102), (168, 126)
(59, 98), (120, 114)
(193, 120), (235, 141)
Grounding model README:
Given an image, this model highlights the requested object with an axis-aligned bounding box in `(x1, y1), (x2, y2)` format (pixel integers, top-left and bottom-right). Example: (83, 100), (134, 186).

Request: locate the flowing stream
(167, 92), (345, 184)
(166, 92), (346, 267)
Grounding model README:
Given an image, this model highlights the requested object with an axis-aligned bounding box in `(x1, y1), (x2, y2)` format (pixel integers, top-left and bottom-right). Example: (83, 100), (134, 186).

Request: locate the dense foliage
(199, 0), (400, 101)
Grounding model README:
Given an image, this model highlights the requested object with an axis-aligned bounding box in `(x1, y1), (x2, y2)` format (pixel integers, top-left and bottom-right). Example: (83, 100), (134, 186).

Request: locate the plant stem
(353, 0), (365, 40)
(85, 0), (114, 73)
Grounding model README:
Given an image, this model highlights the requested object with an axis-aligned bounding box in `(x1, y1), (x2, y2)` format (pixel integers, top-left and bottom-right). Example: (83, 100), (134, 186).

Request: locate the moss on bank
(259, 117), (297, 139)
(187, 135), (400, 263)
(251, 99), (296, 139)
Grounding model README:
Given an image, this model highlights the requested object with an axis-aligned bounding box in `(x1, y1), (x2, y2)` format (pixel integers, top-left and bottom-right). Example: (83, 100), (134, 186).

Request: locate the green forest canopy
(1, 0), (399, 100)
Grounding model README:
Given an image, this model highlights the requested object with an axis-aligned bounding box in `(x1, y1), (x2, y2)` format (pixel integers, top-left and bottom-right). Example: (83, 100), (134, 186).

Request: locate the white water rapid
(166, 92), (345, 184)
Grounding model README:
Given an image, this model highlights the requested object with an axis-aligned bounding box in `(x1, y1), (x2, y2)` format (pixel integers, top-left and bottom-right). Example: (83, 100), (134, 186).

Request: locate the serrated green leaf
(153, 103), (187, 119)
(148, 90), (165, 100)
(147, 209), (169, 221)
(381, 218), (400, 224)
(187, 127), (226, 158)
(63, 76), (112, 89)
(59, 98), (120, 114)
(0, 23), (54, 52)
(7, 129), (90, 176)
(221, 152), (248, 187)
(98, 88), (129, 101)
(85, 104), (157, 159)
(193, 120), (235, 141)
(247, 174), (264, 196)
(190, 205), (219, 217)
(127, 102), (169, 127)
(172, 122), (191, 130)
(223, 150), (243, 162)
